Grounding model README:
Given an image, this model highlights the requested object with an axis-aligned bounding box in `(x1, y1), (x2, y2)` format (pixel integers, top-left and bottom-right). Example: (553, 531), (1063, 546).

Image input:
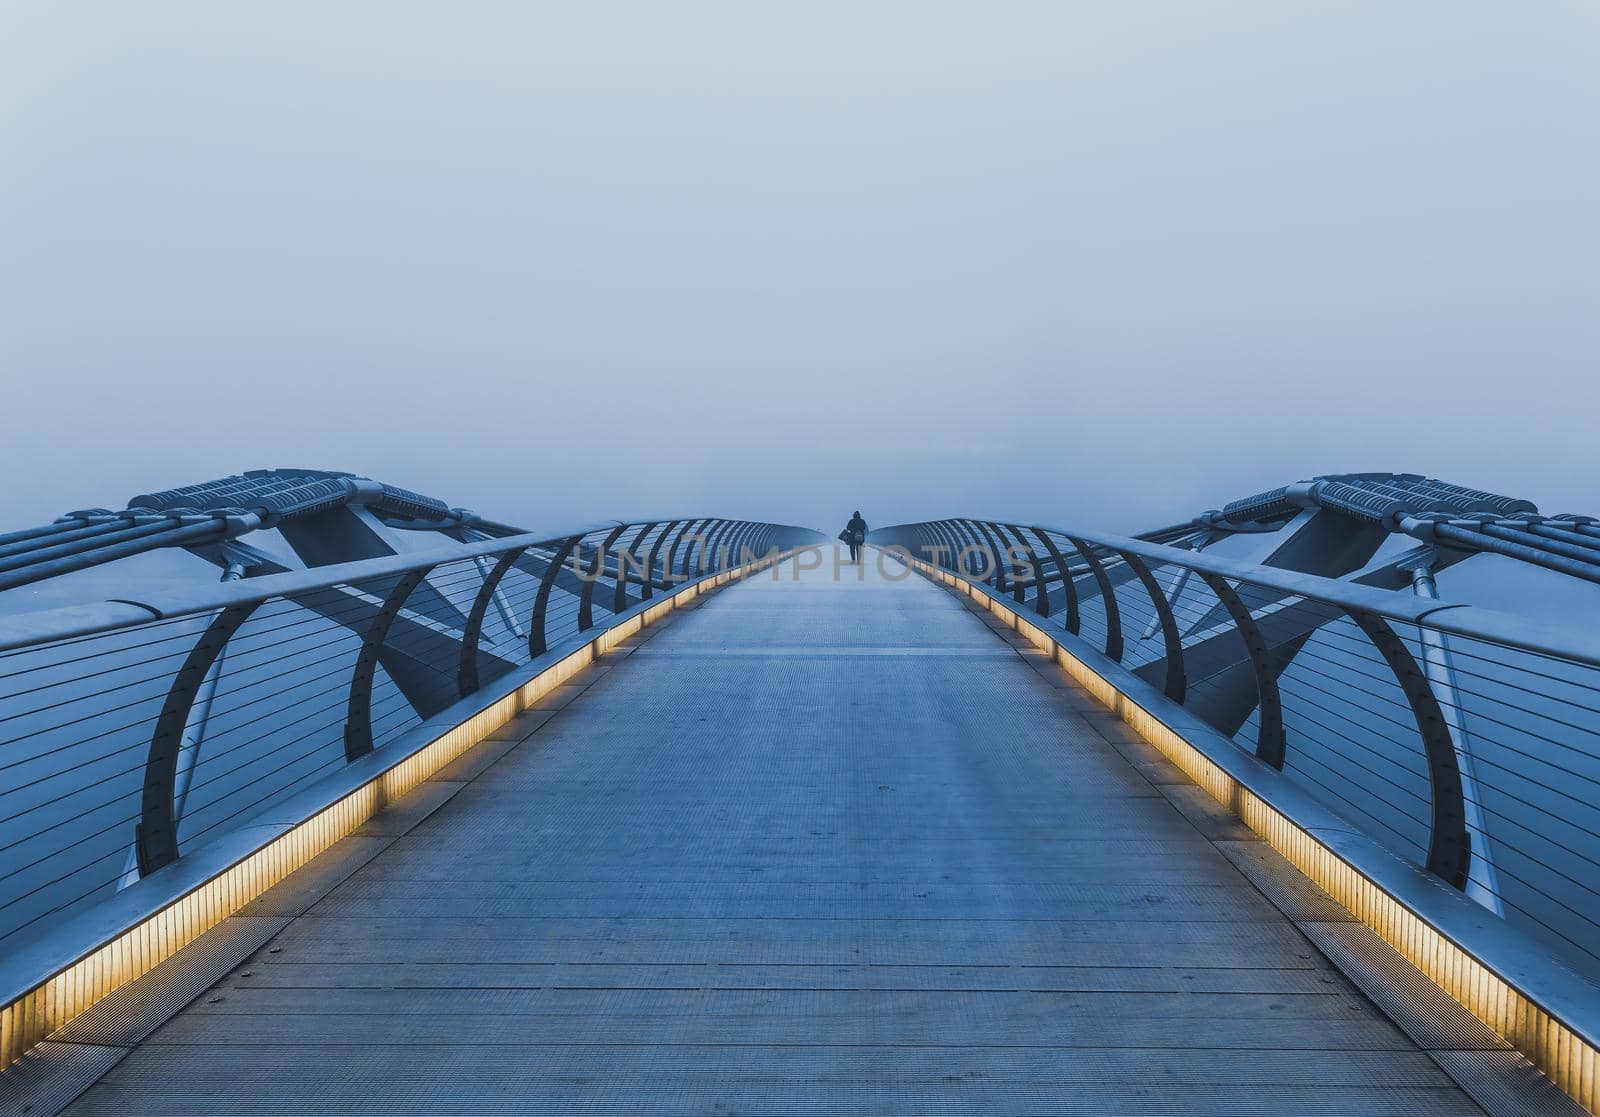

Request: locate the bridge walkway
(54, 555), (1496, 1114)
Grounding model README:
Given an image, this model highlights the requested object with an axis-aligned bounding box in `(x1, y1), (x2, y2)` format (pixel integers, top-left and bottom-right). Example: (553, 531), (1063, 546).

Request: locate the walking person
(841, 510), (868, 564)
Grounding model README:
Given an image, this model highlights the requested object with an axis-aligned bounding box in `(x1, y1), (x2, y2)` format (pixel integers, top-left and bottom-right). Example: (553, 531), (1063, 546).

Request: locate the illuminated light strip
(0, 551), (785, 1069)
(902, 555), (1600, 1116)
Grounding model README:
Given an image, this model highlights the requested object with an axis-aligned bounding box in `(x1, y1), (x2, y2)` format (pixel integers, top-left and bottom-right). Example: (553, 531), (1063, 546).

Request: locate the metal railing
(873, 519), (1600, 980)
(0, 517), (816, 950)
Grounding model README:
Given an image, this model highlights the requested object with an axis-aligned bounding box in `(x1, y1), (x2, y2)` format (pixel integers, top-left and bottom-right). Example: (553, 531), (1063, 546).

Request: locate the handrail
(956, 521), (1600, 669)
(0, 519), (629, 652)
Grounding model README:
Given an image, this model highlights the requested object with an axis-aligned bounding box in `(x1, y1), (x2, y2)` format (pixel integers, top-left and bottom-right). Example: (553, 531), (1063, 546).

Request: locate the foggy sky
(3, 3), (1597, 538)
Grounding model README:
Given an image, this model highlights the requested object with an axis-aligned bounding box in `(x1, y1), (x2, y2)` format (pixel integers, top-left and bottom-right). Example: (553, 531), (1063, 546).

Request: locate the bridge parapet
(0, 515), (819, 1068)
(874, 518), (1600, 1115)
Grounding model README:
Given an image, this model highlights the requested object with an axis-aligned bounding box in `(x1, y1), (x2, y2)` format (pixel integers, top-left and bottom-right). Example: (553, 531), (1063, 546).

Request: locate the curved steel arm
(1345, 608), (1472, 888)
(752, 524), (777, 559)
(136, 602), (261, 875)
(947, 519), (979, 577)
(344, 567), (434, 762)
(690, 520), (718, 575)
(989, 523), (1024, 600)
(669, 518), (703, 580)
(957, 519), (991, 578)
(1007, 524), (1049, 615)
(734, 520), (758, 564)
(931, 521), (963, 570)
(724, 521), (758, 567)
(736, 523), (765, 564)
(927, 520), (955, 571)
(1118, 549), (1184, 702)
(1197, 571), (1286, 769)
(613, 523), (656, 613)
(986, 522), (1028, 605)
(703, 519), (738, 573)
(1031, 528), (1079, 634)
(727, 520), (751, 565)
(944, 519), (978, 575)
(1066, 536), (1123, 661)
(459, 546), (526, 698)
(967, 520), (1009, 591)
(739, 521), (770, 562)
(641, 520), (679, 600)
(687, 518), (719, 576)
(529, 535), (581, 657)
(580, 524), (629, 631)
(748, 521), (773, 560)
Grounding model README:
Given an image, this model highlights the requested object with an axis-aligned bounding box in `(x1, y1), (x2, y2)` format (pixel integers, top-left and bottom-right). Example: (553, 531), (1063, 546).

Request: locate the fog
(3, 2), (1597, 537)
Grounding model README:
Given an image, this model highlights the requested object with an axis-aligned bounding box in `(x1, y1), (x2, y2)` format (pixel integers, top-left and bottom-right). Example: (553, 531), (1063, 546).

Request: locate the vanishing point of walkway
(59, 557), (1489, 1114)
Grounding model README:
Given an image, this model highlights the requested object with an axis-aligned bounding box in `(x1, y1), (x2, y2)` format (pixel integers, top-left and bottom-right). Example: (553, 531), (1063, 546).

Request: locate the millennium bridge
(0, 469), (1598, 1115)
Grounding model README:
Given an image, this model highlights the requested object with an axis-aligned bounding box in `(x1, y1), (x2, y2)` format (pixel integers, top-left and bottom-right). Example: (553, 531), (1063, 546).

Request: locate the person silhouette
(842, 510), (868, 564)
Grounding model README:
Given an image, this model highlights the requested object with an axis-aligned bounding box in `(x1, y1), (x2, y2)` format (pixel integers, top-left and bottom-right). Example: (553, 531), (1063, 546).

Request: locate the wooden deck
(50, 557), (1504, 1114)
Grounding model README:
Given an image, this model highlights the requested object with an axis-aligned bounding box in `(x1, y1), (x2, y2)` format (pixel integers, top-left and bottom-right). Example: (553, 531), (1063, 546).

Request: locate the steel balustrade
(0, 516), (815, 952)
(873, 517), (1600, 974)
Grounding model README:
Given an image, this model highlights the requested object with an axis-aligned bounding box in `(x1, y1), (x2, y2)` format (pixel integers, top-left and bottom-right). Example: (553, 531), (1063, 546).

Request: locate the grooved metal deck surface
(57, 558), (1491, 1115)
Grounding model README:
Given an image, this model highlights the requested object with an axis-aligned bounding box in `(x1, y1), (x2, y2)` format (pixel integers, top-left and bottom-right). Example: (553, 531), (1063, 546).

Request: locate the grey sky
(3, 2), (1596, 537)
